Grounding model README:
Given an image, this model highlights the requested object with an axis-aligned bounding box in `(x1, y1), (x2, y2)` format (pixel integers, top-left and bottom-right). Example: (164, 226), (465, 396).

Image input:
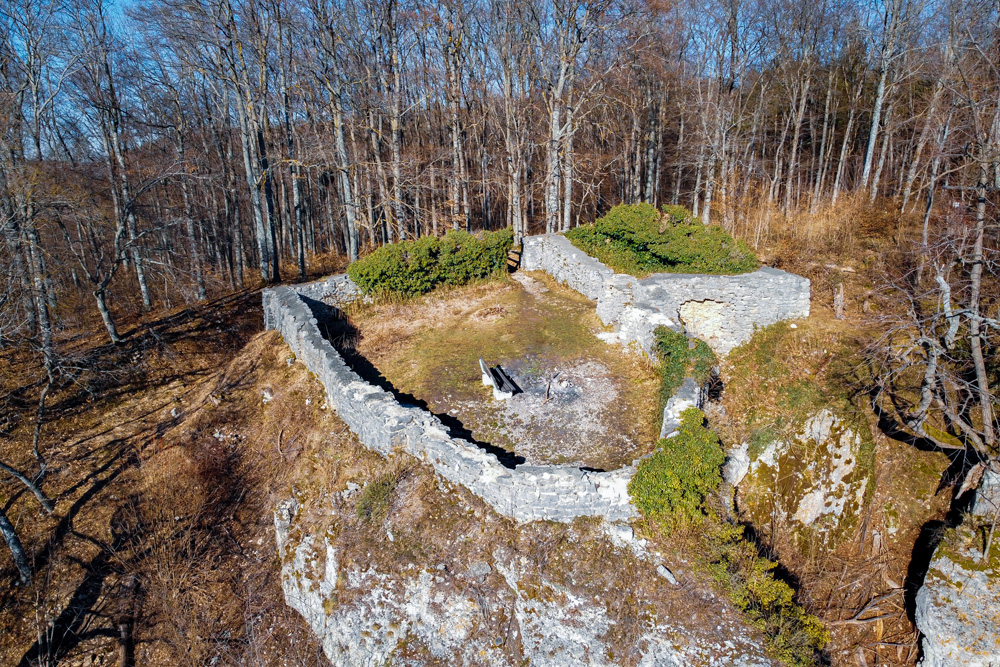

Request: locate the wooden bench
(480, 358), (521, 399)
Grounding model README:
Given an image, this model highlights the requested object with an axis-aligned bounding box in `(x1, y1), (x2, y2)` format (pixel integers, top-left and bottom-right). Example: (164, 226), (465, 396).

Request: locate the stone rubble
(723, 442), (751, 487)
(660, 377), (704, 439)
(972, 466), (1000, 519)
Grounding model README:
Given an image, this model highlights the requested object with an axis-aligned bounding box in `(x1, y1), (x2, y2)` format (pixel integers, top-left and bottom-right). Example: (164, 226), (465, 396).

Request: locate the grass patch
(344, 275), (661, 469)
(356, 469), (406, 525)
(565, 203), (759, 277)
(348, 228), (513, 297)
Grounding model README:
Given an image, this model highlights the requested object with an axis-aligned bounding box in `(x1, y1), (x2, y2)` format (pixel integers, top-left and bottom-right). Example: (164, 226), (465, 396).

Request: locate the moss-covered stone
(739, 409), (874, 550)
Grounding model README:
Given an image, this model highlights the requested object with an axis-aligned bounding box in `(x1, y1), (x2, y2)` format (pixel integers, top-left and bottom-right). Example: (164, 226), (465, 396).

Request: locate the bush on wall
(565, 203), (760, 276)
(628, 408), (726, 527)
(653, 326), (716, 419)
(348, 228), (513, 297)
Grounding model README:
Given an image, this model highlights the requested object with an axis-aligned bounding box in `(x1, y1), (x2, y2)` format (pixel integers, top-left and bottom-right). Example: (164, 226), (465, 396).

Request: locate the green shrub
(653, 326), (716, 419)
(627, 403), (828, 666)
(348, 227), (513, 297)
(628, 408), (725, 527)
(660, 204), (692, 224)
(703, 520), (829, 666)
(564, 203), (759, 276)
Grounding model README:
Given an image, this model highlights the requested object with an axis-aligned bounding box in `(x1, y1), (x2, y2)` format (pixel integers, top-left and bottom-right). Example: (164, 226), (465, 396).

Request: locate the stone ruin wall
(262, 236), (811, 523)
(263, 277), (636, 524)
(520, 234), (811, 356)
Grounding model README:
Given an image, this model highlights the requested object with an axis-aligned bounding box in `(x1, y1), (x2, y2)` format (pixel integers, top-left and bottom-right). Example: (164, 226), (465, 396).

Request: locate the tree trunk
(969, 163), (996, 447)
(545, 101), (563, 234)
(0, 506), (31, 584)
(832, 105), (856, 205)
(870, 101), (894, 202)
(811, 70), (835, 212)
(562, 102), (574, 232)
(95, 288), (122, 344)
(334, 100), (358, 261)
(901, 77), (947, 212)
(784, 72), (811, 215)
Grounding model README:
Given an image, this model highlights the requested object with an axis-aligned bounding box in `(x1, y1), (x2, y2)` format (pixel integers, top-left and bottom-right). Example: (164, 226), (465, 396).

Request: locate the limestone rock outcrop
(915, 521), (1000, 667)
(275, 499), (775, 667)
(736, 410), (872, 547)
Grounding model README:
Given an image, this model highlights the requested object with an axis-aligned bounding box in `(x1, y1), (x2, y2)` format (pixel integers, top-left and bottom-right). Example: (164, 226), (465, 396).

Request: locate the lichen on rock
(274, 489), (776, 667)
(738, 409), (872, 548)
(915, 523), (1000, 667)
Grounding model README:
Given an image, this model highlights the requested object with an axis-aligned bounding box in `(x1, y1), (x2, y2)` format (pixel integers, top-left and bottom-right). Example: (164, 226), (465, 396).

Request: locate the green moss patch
(936, 521), (1000, 576)
(722, 320), (880, 552)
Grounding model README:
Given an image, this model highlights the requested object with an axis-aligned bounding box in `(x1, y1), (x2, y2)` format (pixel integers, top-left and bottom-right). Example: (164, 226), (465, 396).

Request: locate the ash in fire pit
(483, 357), (634, 466)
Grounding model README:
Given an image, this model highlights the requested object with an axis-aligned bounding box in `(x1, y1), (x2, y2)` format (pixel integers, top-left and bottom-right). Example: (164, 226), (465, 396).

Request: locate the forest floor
(0, 290), (334, 666)
(336, 271), (661, 470)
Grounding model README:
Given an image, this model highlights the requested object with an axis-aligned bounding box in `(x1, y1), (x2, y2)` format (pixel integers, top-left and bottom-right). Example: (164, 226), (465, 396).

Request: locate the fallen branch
(829, 591), (899, 626)
(542, 372), (560, 405)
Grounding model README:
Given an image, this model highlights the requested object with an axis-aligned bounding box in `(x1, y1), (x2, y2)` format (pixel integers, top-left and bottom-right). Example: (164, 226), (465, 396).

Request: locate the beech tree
(0, 0), (994, 365)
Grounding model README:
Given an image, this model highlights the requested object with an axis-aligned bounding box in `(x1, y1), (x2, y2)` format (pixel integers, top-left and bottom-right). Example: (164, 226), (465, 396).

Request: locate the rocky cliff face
(274, 473), (776, 667)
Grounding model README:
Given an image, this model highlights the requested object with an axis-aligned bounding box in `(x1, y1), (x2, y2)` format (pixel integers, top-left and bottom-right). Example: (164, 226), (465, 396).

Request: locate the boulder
(738, 409), (872, 548)
(916, 523), (1000, 667)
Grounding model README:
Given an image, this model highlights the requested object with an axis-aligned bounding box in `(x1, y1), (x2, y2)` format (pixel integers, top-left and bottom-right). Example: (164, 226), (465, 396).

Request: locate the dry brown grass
(712, 278), (952, 666)
(727, 193), (926, 326)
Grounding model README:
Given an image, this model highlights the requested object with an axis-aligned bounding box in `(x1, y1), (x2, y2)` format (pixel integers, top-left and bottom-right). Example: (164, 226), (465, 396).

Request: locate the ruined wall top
(520, 233), (810, 356)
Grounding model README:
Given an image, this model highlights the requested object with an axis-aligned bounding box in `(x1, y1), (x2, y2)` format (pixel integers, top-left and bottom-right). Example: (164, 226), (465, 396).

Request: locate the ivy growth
(652, 326), (716, 429)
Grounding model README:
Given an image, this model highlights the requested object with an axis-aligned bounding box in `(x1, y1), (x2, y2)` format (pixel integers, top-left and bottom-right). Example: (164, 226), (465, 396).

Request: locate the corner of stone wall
(261, 274), (638, 524)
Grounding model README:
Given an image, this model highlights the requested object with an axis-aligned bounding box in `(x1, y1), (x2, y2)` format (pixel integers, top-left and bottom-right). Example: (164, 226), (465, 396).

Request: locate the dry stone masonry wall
(263, 237), (810, 524)
(263, 275), (636, 523)
(520, 234), (811, 356)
